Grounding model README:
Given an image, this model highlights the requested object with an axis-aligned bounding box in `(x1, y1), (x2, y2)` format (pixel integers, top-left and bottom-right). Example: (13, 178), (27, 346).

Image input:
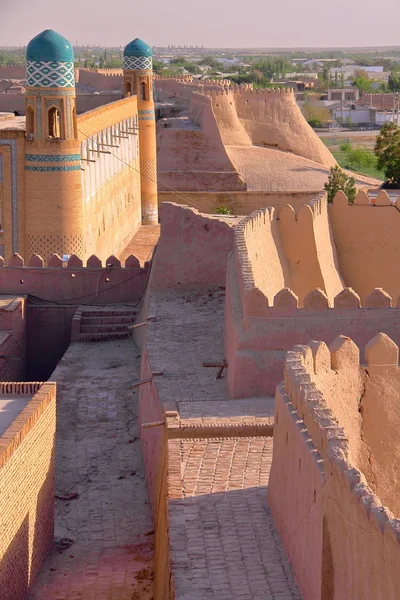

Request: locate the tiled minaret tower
(24, 29), (83, 260)
(123, 38), (158, 225)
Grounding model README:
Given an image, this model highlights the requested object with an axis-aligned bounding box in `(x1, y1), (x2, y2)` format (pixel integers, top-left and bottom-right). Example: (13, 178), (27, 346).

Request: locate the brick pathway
(168, 437), (301, 600)
(29, 340), (154, 600)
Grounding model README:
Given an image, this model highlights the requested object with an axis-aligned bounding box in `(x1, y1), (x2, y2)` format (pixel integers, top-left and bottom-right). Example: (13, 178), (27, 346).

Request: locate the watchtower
(123, 38), (158, 225)
(24, 29), (83, 259)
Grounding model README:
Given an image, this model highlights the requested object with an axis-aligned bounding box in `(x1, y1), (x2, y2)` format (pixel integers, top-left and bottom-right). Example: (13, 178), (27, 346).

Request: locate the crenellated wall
(329, 190), (400, 303)
(268, 334), (400, 600)
(155, 79), (338, 193)
(76, 68), (123, 91)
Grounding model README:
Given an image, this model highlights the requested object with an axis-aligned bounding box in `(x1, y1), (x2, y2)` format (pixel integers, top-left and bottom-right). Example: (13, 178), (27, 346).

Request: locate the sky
(1, 0), (400, 48)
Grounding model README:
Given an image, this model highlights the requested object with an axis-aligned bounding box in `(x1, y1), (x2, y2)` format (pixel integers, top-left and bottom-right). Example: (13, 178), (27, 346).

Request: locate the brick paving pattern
(168, 437), (301, 600)
(29, 340), (154, 600)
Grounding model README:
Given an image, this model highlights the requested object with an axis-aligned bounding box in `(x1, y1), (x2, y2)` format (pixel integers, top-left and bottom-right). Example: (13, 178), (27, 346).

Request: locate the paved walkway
(29, 340), (154, 600)
(169, 437), (301, 600)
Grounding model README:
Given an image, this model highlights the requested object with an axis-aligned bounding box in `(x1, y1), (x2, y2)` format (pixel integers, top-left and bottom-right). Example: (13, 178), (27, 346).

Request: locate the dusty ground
(29, 339), (154, 600)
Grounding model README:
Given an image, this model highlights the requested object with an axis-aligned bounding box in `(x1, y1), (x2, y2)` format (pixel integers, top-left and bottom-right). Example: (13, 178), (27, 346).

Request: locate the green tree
(353, 70), (372, 92)
(388, 67), (400, 92)
(374, 122), (400, 186)
(324, 166), (356, 204)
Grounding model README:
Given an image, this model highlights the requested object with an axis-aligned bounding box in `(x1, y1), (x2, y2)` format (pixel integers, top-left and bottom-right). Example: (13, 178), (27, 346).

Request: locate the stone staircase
(71, 306), (137, 342)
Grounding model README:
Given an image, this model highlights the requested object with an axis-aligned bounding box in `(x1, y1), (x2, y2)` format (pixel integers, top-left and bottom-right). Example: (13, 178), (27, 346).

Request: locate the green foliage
(215, 205), (232, 215)
(324, 166), (356, 204)
(353, 72), (372, 93)
(0, 50), (26, 67)
(374, 122), (400, 185)
(302, 101), (330, 127)
(388, 67), (400, 93)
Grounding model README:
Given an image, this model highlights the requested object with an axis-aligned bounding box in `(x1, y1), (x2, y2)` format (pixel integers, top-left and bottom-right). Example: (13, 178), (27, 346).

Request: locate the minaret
(24, 29), (84, 260)
(123, 38), (158, 225)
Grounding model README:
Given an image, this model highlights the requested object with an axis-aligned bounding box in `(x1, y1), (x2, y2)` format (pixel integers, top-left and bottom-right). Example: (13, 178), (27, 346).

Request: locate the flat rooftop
(0, 394), (32, 436)
(0, 115), (25, 130)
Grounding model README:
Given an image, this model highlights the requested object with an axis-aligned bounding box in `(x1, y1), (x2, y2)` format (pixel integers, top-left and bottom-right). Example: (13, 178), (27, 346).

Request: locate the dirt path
(29, 339), (154, 600)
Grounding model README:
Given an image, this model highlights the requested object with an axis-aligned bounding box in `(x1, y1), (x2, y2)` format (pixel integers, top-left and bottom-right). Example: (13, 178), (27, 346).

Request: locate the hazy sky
(1, 0), (400, 48)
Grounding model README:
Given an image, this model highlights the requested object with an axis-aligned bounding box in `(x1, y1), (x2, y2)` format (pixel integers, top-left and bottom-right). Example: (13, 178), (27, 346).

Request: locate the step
(80, 324), (131, 334)
(80, 316), (135, 326)
(80, 310), (136, 318)
(78, 331), (132, 342)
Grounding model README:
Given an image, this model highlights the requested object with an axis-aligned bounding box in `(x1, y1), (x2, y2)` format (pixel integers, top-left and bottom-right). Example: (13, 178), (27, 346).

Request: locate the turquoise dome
(27, 29), (74, 63)
(124, 38), (153, 58)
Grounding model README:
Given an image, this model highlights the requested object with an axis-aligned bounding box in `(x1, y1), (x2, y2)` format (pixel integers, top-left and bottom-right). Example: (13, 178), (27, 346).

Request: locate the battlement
(268, 333), (400, 599)
(78, 68), (123, 77)
(332, 189), (400, 206)
(0, 252), (147, 304)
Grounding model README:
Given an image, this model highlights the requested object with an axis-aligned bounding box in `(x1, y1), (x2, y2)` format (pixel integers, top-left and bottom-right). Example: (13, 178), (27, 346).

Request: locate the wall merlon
(365, 332), (399, 367)
(365, 287), (392, 308)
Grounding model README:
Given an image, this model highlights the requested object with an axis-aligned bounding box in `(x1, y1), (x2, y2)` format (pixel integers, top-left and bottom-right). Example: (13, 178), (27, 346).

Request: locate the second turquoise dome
(124, 38), (153, 58)
(27, 29), (74, 63)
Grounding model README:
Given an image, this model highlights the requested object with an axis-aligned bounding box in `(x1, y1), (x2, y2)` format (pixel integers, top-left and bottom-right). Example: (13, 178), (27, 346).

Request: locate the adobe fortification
(269, 334), (400, 600)
(156, 77), (371, 195)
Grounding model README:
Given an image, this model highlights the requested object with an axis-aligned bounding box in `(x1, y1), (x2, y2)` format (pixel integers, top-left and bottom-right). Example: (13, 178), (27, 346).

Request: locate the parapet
(2, 252), (141, 269)
(331, 189), (400, 207)
(282, 332), (400, 535)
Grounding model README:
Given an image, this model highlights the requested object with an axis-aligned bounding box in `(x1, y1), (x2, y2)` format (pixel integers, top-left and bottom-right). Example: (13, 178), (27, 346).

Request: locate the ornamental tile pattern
(0, 139), (18, 253)
(123, 56), (152, 71)
(25, 165), (81, 172)
(25, 154), (80, 163)
(27, 60), (75, 88)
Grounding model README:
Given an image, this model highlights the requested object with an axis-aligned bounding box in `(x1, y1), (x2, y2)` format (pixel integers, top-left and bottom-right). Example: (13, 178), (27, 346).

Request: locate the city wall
(149, 202), (238, 292)
(0, 93), (124, 116)
(225, 194), (400, 397)
(76, 68), (123, 91)
(329, 190), (400, 303)
(77, 97), (142, 260)
(158, 189), (319, 215)
(0, 382), (56, 600)
(268, 335), (400, 600)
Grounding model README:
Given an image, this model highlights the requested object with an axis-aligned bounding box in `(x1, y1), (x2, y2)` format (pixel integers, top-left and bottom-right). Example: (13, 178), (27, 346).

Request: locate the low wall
(0, 382), (56, 600)
(0, 93), (25, 115)
(0, 67), (25, 79)
(0, 254), (147, 304)
(76, 93), (124, 114)
(158, 190), (320, 215)
(150, 203), (238, 292)
(268, 336), (400, 600)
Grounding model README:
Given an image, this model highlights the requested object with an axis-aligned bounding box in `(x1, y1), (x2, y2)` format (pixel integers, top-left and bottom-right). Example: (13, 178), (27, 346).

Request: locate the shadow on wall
(0, 449), (55, 600)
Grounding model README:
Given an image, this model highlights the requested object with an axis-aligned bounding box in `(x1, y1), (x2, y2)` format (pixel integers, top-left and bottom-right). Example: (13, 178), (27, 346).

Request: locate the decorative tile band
(124, 56), (152, 71)
(138, 109), (155, 115)
(27, 60), (75, 88)
(27, 88), (76, 97)
(25, 154), (80, 163)
(0, 139), (18, 252)
(25, 165), (81, 172)
(139, 116), (155, 121)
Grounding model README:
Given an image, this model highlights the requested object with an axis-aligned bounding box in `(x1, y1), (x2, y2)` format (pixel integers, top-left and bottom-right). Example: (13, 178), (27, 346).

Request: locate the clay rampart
(158, 190), (320, 214)
(0, 67), (25, 79)
(150, 203), (238, 291)
(268, 335), (400, 600)
(0, 382), (56, 599)
(77, 68), (123, 91)
(329, 190), (400, 302)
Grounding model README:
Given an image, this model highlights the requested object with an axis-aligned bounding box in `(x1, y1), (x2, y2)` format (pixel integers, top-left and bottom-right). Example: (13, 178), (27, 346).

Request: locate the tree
(353, 69), (372, 93)
(374, 122), (400, 186)
(388, 68), (400, 93)
(324, 166), (356, 204)
(302, 101), (330, 128)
